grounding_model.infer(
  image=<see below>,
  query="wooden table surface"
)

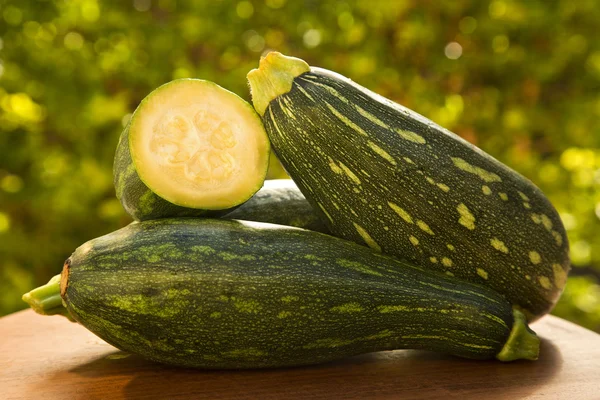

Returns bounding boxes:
[1,310,599,400]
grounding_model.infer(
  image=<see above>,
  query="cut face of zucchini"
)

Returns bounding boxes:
[129,79,269,210]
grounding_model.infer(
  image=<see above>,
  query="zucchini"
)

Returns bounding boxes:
[247,52,570,320]
[114,79,270,221]
[223,179,328,233]
[23,219,539,368]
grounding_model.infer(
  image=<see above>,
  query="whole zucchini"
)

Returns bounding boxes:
[223,179,328,233]
[23,219,539,368]
[247,52,570,320]
[114,79,270,221]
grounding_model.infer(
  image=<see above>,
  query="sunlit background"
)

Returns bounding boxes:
[1,0,599,331]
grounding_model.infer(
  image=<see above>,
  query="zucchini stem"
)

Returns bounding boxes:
[22,274,75,321]
[247,52,309,116]
[496,308,540,361]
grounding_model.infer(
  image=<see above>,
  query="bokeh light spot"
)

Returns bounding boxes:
[493,35,510,53]
[265,0,286,9]
[64,32,85,51]
[303,29,322,48]
[243,30,265,52]
[1,175,24,193]
[0,212,10,233]
[444,42,462,59]
[237,1,254,19]
[3,6,22,26]
[459,16,477,34]
[134,0,152,12]
[489,1,507,19]
[81,1,101,22]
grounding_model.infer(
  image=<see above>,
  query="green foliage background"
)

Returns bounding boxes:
[1,0,599,330]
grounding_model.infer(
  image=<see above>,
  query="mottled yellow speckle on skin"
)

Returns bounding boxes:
[330,302,364,313]
[325,102,368,136]
[395,128,427,144]
[552,231,563,246]
[447,244,455,251]
[523,202,531,209]
[355,105,388,128]
[490,238,509,253]
[482,185,492,195]
[441,257,453,267]
[553,263,568,288]
[378,305,410,313]
[540,214,553,231]
[328,157,342,174]
[337,259,382,276]
[403,157,415,164]
[147,254,161,263]
[539,276,552,290]
[518,191,530,201]
[303,338,354,349]
[499,193,508,201]
[437,183,450,192]
[367,141,397,165]
[318,203,333,223]
[339,162,361,185]
[531,213,541,224]
[445,271,455,277]
[525,274,532,280]
[281,295,299,303]
[451,157,502,182]
[222,348,266,358]
[353,223,381,252]
[457,203,476,230]
[529,251,541,265]
[365,330,394,340]
[233,298,262,313]
[417,220,434,235]
[477,268,489,280]
[409,236,419,246]
[388,202,413,224]
[430,257,438,263]
[278,311,292,319]
[426,177,435,185]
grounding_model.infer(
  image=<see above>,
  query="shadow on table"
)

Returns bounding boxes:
[65,336,561,400]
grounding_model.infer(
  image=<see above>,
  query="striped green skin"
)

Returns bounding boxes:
[62,218,518,369]
[113,123,235,221]
[258,67,570,321]
[223,179,329,233]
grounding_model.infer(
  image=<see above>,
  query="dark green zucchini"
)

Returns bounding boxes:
[114,79,270,221]
[23,219,539,369]
[247,52,570,321]
[223,179,328,233]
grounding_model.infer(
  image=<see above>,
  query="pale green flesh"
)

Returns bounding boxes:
[128,79,270,210]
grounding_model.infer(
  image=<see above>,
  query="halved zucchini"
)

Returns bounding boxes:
[114,79,270,221]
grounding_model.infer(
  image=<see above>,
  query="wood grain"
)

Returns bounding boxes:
[0,310,599,400]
